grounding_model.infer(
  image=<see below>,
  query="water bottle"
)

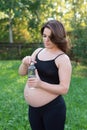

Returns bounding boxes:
[28,62,36,78]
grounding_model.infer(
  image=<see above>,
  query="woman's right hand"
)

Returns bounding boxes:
[22,56,32,67]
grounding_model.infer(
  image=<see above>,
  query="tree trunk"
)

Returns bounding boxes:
[9,14,13,43]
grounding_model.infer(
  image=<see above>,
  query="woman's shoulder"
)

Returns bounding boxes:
[55,53,72,67]
[57,53,70,61]
[33,47,43,55]
[31,47,43,59]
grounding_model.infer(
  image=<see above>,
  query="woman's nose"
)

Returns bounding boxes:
[46,36,50,41]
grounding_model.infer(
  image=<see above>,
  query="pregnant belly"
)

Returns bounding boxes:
[24,83,58,107]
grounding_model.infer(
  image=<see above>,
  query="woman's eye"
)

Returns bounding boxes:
[43,35,46,38]
[42,34,51,40]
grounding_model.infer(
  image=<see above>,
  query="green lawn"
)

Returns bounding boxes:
[0,60,87,130]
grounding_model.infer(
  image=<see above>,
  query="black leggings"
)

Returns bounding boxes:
[28,95,66,130]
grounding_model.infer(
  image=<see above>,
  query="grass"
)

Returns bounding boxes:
[65,62,87,130]
[0,60,87,130]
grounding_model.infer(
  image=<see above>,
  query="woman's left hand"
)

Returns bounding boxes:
[27,69,41,89]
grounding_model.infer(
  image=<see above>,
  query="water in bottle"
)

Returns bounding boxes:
[28,62,36,78]
[28,62,36,89]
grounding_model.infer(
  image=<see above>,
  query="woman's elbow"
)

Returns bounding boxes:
[61,86,69,95]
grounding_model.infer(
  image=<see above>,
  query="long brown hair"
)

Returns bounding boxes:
[41,20,69,53]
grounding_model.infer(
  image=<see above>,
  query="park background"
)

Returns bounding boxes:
[0,0,87,130]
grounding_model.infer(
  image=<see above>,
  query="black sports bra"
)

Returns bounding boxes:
[35,49,64,84]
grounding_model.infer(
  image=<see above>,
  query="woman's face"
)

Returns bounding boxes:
[42,27,56,49]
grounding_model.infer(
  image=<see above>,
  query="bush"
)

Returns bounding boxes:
[0,43,43,60]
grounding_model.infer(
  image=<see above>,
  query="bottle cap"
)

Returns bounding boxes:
[30,62,34,66]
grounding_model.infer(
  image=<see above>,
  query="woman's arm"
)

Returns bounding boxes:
[18,48,43,76]
[18,60,29,76]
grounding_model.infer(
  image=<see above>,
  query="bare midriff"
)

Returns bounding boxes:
[24,83,59,107]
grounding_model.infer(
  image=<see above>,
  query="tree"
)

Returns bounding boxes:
[0,0,30,43]
[0,0,87,44]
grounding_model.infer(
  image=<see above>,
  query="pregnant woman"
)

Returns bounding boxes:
[18,19,72,130]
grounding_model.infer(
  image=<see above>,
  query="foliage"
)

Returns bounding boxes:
[70,27,87,63]
[0,0,87,42]
[0,0,87,63]
[0,43,43,60]
[0,61,87,130]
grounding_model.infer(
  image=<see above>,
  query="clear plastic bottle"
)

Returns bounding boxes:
[28,62,36,78]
